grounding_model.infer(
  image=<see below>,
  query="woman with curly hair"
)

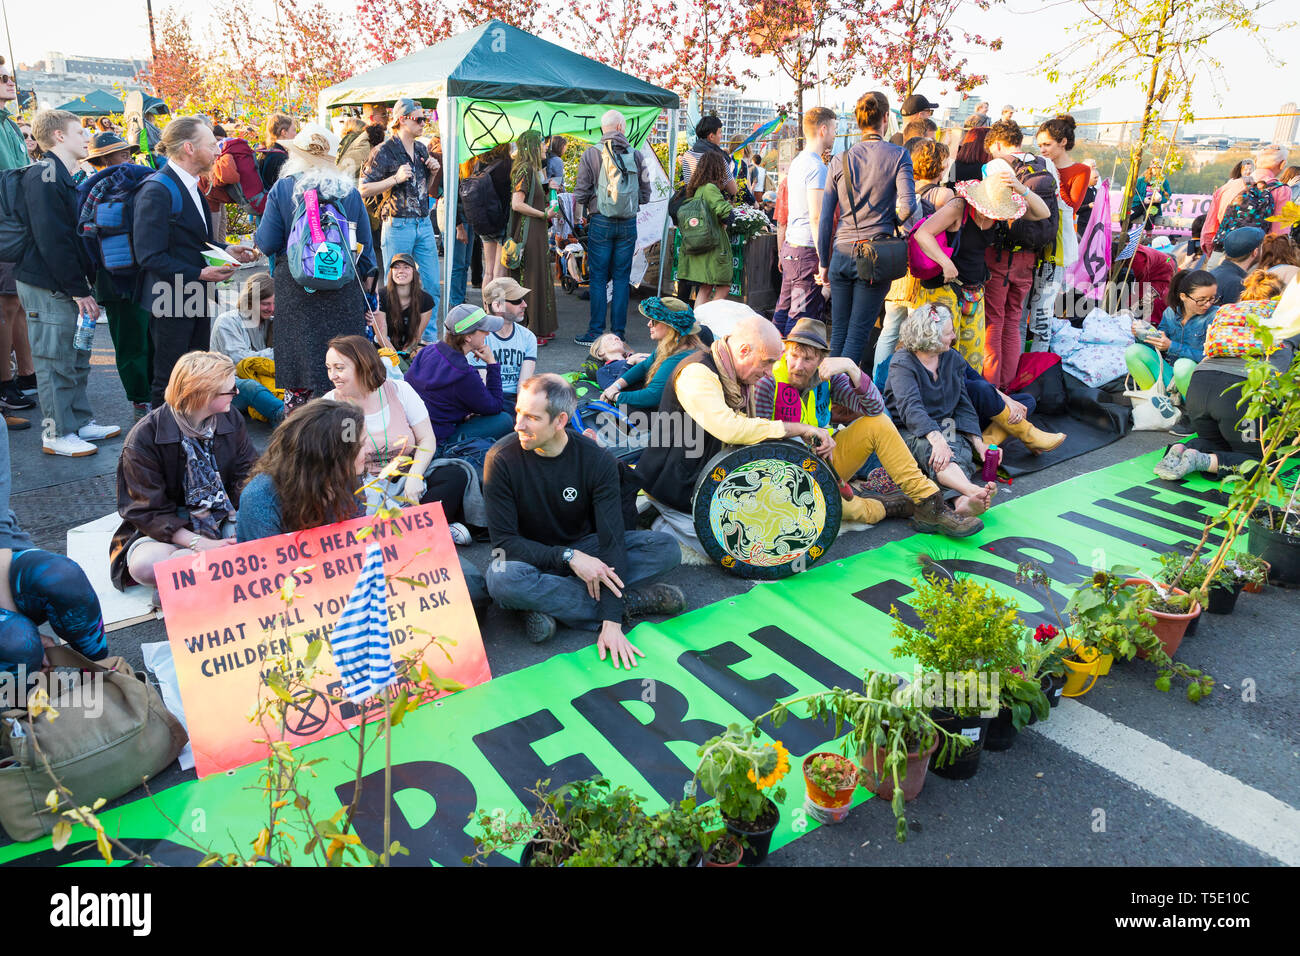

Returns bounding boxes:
[508,130,558,342]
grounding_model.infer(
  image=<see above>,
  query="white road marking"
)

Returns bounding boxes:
[1030,699,1300,866]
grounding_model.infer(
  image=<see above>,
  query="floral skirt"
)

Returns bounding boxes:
[906,283,984,373]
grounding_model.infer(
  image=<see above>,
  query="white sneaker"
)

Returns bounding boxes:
[77,421,121,441]
[449,522,472,546]
[43,433,98,457]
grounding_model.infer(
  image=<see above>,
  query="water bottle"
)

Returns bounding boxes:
[982,444,1001,483]
[73,311,97,351]
[548,188,559,216]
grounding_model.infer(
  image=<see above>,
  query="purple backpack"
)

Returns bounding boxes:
[287,188,356,292]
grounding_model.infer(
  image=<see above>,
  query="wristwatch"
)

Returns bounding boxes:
[562,547,575,565]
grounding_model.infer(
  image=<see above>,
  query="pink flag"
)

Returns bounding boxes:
[1067,179,1113,299]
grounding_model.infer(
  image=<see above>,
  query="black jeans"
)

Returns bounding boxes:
[421,464,469,524]
[150,315,210,407]
[1183,369,1264,469]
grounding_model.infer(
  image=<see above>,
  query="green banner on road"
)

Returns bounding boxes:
[0,451,1225,866]
[456,99,661,163]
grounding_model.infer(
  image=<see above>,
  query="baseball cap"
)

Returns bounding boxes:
[388,253,418,272]
[443,304,504,336]
[482,276,531,305]
[901,94,940,116]
[393,98,423,122]
[1223,226,1266,260]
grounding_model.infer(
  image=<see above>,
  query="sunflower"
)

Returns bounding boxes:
[746,740,791,790]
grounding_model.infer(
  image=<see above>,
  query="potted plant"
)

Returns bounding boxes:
[1017,563,1107,696]
[1026,623,1070,710]
[1026,563,1215,702]
[1155,551,1244,616]
[565,797,716,867]
[1236,551,1271,594]
[1247,503,1300,587]
[890,574,1024,780]
[704,833,743,867]
[694,724,789,866]
[757,670,968,843]
[1129,581,1200,659]
[465,777,637,867]
[801,752,858,824]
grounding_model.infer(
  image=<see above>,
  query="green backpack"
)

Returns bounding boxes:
[677,195,721,254]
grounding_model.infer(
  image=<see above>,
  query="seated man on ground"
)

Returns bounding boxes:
[1154,269,1297,482]
[238,399,488,612]
[884,305,999,517]
[635,309,874,556]
[483,374,682,667]
[751,317,983,536]
[0,422,107,676]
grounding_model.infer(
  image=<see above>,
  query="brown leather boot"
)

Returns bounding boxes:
[989,408,1066,455]
[910,492,984,538]
[858,489,915,519]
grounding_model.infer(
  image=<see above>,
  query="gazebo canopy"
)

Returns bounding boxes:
[56,89,167,116]
[318,20,679,109]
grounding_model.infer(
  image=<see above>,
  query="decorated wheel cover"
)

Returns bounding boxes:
[691,440,841,579]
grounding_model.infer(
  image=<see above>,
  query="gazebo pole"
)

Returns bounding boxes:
[657,107,678,296]
[441,95,458,324]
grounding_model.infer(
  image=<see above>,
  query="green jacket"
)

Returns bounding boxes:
[0,111,28,170]
[677,182,735,286]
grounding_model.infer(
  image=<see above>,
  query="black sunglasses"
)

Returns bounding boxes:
[0,74,12,84]
[507,297,526,306]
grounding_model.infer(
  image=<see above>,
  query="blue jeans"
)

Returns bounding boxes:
[485,531,680,630]
[0,550,107,675]
[585,213,638,338]
[448,222,475,309]
[828,248,889,365]
[872,302,909,389]
[383,216,440,335]
[447,411,514,444]
[234,377,284,423]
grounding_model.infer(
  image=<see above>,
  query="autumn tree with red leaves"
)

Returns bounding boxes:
[645,0,749,106]
[741,0,843,131]
[839,0,1004,101]
[144,7,209,106]
[356,0,560,65]
[558,0,662,76]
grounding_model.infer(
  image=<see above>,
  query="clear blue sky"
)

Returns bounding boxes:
[5,0,1295,138]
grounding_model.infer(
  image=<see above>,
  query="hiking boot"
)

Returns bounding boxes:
[5,415,30,430]
[623,583,686,619]
[859,489,915,520]
[523,610,557,644]
[910,492,983,538]
[0,382,35,410]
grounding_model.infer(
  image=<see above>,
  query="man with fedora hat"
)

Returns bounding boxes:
[753,318,983,536]
[78,131,154,418]
[361,97,441,322]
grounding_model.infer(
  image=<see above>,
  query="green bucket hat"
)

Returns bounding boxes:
[638,296,699,335]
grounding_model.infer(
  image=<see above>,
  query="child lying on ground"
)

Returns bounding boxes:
[582,334,649,389]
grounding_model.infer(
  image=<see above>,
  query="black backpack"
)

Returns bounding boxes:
[0,165,32,263]
[992,156,1059,253]
[458,161,508,238]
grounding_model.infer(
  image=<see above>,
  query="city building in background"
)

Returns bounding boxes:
[652,89,776,145]
[17,51,150,110]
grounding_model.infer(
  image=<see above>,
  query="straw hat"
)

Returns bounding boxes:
[956,158,1027,222]
[285,123,339,167]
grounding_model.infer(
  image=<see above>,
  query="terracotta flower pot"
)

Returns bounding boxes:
[802,752,858,824]
[858,736,939,803]
[1125,578,1200,660]
[704,835,742,867]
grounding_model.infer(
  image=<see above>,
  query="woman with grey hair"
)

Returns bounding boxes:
[884,304,998,517]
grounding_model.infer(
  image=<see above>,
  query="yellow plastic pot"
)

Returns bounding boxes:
[1061,637,1102,697]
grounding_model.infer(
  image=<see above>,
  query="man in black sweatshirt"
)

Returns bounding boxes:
[483,374,683,666]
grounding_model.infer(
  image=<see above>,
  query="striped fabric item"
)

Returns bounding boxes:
[1117,224,1143,261]
[328,542,397,703]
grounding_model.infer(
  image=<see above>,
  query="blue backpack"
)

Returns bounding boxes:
[77,164,182,290]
